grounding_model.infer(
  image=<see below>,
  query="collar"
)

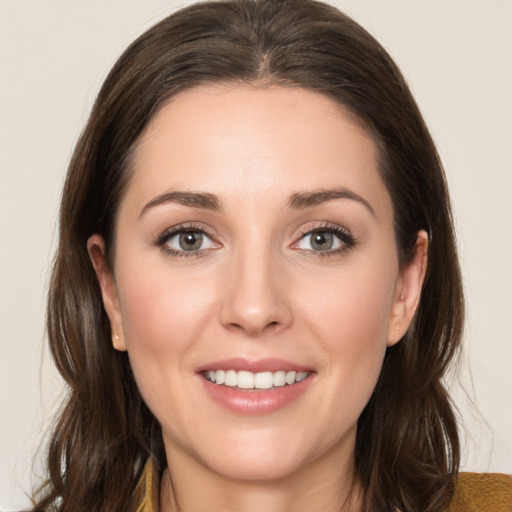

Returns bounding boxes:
[133,458,512,512]
[134,457,160,512]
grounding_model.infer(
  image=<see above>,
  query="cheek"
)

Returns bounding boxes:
[300,262,395,347]
[296,262,397,402]
[113,253,221,415]
[117,261,212,352]
[113,257,221,431]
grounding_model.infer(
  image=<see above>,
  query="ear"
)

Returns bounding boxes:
[87,234,126,351]
[387,230,429,346]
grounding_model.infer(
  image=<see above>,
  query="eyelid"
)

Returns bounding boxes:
[291,221,357,255]
[295,221,350,238]
[156,222,221,256]
[154,221,355,257]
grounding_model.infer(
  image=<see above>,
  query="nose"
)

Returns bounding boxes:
[219,247,293,337]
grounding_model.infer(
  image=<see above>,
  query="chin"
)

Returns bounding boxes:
[173,419,354,485]
[203,449,310,483]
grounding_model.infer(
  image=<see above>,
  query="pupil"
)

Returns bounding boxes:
[312,231,333,251]
[179,232,202,250]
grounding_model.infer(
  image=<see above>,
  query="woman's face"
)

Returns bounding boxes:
[90,85,426,483]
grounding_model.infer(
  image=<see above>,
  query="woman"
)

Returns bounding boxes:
[29,0,511,511]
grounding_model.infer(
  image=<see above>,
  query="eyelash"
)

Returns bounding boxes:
[155,222,357,258]
[156,223,217,258]
[294,222,357,257]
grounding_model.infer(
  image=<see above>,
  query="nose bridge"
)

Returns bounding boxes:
[220,236,292,335]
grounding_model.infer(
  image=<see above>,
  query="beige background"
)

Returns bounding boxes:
[1,0,511,509]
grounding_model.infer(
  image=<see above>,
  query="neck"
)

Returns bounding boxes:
[160,445,363,512]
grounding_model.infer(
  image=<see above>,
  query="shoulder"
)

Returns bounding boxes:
[445,472,512,512]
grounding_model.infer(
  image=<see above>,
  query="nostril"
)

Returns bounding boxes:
[227,320,280,332]
[219,281,293,335]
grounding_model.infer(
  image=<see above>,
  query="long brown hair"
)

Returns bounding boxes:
[33,1,463,510]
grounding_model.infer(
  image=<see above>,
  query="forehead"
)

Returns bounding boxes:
[124,84,391,219]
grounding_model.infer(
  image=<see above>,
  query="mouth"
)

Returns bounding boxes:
[202,369,310,390]
[196,358,315,414]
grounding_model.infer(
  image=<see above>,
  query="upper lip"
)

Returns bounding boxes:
[195,357,313,374]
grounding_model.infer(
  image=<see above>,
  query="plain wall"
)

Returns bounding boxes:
[1,0,511,509]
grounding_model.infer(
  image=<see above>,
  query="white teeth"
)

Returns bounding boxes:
[296,372,308,382]
[273,370,286,387]
[216,369,225,385]
[205,369,309,389]
[285,371,296,385]
[237,371,255,389]
[225,370,237,387]
[254,372,273,389]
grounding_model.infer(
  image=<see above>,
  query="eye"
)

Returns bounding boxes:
[295,225,356,254]
[298,230,342,252]
[158,226,219,256]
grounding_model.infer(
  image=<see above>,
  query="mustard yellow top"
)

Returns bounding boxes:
[445,472,512,512]
[135,458,512,512]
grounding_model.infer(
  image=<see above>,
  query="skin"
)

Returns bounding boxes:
[89,85,428,512]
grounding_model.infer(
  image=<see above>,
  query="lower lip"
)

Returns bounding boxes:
[199,375,314,414]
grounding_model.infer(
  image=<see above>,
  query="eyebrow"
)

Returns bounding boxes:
[139,186,375,218]
[139,191,223,218]
[287,187,376,216]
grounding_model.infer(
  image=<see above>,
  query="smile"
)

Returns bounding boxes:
[197,358,315,413]
[203,370,309,390]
